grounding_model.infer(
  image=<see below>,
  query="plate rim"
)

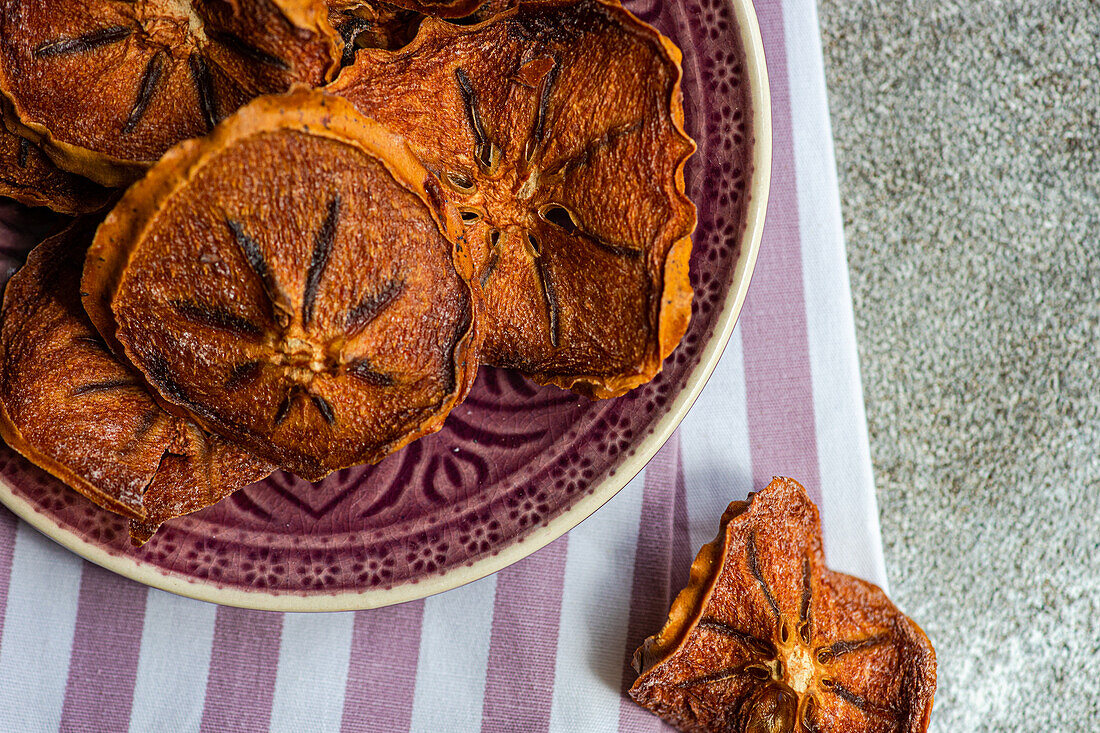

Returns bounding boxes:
[0,0,773,612]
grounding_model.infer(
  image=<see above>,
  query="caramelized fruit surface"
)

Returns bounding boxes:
[631,478,937,733]
[330,0,695,398]
[0,0,341,185]
[327,0,422,61]
[386,0,485,18]
[0,123,114,214]
[447,0,515,24]
[0,220,271,544]
[84,90,478,481]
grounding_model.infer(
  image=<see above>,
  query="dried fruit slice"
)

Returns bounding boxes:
[1,122,115,215]
[126,417,271,544]
[0,122,115,214]
[0,0,342,187]
[0,220,272,545]
[327,0,515,62]
[630,478,937,733]
[329,0,696,398]
[84,89,478,482]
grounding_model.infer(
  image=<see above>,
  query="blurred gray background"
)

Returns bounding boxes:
[818,0,1099,729]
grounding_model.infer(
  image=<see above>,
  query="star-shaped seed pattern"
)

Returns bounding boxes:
[329,0,696,397]
[159,194,407,431]
[447,60,645,348]
[0,0,340,184]
[83,92,480,481]
[630,478,936,733]
[31,13,293,136]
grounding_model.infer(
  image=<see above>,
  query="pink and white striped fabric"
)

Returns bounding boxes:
[0,0,886,730]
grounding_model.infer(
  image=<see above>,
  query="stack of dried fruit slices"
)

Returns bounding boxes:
[0,0,696,544]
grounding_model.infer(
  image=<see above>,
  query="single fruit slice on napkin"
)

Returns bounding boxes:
[329,0,696,398]
[84,88,478,482]
[0,122,114,214]
[0,0,342,187]
[0,219,272,545]
[630,478,937,733]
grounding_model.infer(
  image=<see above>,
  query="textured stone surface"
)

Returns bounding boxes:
[818,1,1100,730]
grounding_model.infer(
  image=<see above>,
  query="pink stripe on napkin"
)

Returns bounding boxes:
[739,1,823,506]
[58,562,147,733]
[341,600,425,732]
[0,511,15,645]
[200,606,282,732]
[618,436,681,732]
[481,536,568,733]
[668,440,693,599]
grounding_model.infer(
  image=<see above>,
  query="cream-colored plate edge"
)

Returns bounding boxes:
[0,0,772,612]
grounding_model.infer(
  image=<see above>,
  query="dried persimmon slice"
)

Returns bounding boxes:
[84,89,478,482]
[127,419,272,545]
[0,220,272,543]
[328,0,696,398]
[0,0,342,187]
[630,478,937,733]
[0,122,114,214]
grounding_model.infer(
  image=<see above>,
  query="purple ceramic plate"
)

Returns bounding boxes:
[0,0,771,611]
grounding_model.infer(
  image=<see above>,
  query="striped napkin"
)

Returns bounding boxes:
[0,0,884,730]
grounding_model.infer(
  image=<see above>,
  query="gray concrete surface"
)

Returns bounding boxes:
[818,1,1099,729]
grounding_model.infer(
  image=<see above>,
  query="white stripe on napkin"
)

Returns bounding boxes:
[680,329,755,550]
[0,526,83,731]
[270,612,355,732]
[548,470,647,733]
[129,589,218,733]
[409,573,497,732]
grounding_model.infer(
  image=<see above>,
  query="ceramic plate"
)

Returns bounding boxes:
[0,0,771,611]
